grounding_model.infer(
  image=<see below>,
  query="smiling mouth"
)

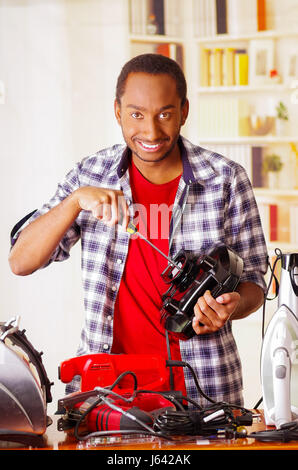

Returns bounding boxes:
[136,140,167,152]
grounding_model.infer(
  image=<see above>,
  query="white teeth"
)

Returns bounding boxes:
[140,141,160,149]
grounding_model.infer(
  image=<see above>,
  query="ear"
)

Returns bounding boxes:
[114,98,121,125]
[181,99,189,126]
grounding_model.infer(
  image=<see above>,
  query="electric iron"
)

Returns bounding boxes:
[261,252,298,428]
[0,317,53,447]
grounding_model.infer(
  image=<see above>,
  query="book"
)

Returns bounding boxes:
[200,48,210,86]
[207,47,224,86]
[215,0,227,34]
[251,146,264,188]
[222,48,235,86]
[290,205,298,244]
[227,0,257,35]
[204,0,216,36]
[197,97,249,139]
[152,0,165,35]
[207,144,252,181]
[234,49,249,86]
[257,203,280,245]
[164,0,182,36]
[193,0,207,37]
[231,98,250,137]
[269,204,278,241]
[213,48,223,86]
[257,203,270,244]
[257,0,266,31]
[277,204,290,243]
[130,0,149,34]
[156,43,183,68]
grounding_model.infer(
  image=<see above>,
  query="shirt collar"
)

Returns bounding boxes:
[116,136,217,185]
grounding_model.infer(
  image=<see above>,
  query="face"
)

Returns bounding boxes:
[114,72,189,165]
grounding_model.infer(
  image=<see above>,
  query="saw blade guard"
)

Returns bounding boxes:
[0,317,53,446]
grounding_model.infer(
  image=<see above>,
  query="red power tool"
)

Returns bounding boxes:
[57,354,179,436]
[59,353,171,393]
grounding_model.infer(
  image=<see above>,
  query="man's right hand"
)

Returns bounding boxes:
[9,186,130,276]
[73,186,130,230]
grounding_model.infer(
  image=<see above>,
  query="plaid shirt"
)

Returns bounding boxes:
[15,136,268,406]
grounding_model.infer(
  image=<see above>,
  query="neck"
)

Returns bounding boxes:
[131,146,183,185]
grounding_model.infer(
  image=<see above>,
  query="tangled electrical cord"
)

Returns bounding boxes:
[73,371,171,441]
[71,362,253,442]
[153,360,252,438]
[153,403,251,438]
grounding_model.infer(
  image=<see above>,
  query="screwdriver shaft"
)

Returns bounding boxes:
[127,222,183,272]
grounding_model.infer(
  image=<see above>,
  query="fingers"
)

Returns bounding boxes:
[192,290,240,335]
[117,194,130,230]
[76,187,130,229]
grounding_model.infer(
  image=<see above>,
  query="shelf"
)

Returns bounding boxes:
[129,34,184,44]
[127,0,298,262]
[267,242,298,252]
[198,136,298,145]
[195,30,298,44]
[254,188,298,198]
[197,84,291,94]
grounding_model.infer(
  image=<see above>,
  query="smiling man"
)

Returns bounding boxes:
[9,54,268,407]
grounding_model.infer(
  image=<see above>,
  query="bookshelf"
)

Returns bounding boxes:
[127,0,298,256]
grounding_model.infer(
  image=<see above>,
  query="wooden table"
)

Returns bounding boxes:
[1,412,298,453]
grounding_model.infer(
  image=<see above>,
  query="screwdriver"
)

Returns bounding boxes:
[126,221,183,273]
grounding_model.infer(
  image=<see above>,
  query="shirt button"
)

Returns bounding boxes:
[107,315,113,321]
[103,344,109,350]
[111,285,117,292]
[116,258,122,264]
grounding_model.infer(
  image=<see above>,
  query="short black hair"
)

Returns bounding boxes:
[116,53,187,106]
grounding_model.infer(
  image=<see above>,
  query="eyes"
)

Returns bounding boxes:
[130,111,172,121]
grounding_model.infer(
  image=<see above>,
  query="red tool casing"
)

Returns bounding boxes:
[58,354,176,433]
[59,353,170,393]
[86,393,174,432]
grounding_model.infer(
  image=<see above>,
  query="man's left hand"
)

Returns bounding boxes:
[192,289,241,335]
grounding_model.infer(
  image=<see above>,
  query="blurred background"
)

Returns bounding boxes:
[1,0,297,414]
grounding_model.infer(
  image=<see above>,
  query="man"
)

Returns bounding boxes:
[9,54,267,407]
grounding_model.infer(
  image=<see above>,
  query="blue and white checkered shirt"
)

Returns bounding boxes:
[15,136,268,406]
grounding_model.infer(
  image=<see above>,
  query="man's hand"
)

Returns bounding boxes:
[192,290,241,335]
[9,186,130,276]
[74,186,130,230]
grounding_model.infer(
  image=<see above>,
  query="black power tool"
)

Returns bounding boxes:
[159,246,244,339]
[126,223,244,340]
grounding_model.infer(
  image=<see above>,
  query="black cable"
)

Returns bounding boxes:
[72,358,252,442]
[180,394,203,410]
[248,422,298,443]
[74,371,139,440]
[153,402,251,437]
[73,371,174,442]
[165,330,175,391]
[74,391,172,442]
[261,248,282,339]
[166,359,226,406]
[253,396,263,410]
[104,370,138,395]
[136,389,185,411]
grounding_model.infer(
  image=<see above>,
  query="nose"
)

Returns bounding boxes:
[142,116,163,142]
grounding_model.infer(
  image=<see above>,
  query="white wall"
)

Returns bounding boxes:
[0,0,129,413]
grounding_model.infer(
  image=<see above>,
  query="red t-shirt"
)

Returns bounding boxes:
[112,160,187,396]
